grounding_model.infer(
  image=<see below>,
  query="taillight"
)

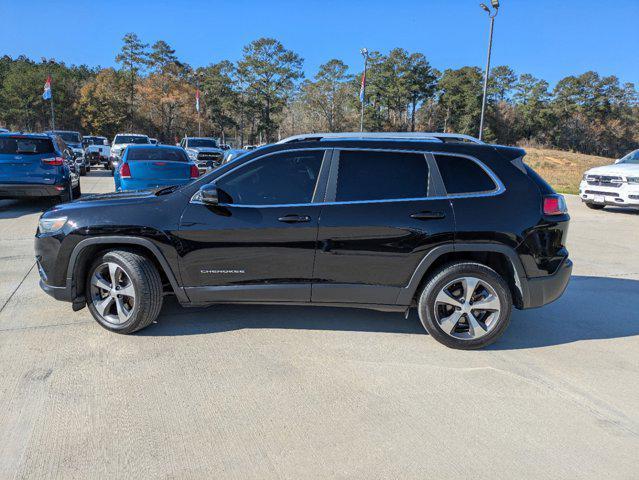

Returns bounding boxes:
[120,162,131,178]
[190,164,199,178]
[543,195,568,215]
[42,157,64,166]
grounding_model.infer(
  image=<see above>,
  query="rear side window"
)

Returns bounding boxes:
[0,137,54,154]
[127,148,187,162]
[434,155,496,194]
[335,150,429,202]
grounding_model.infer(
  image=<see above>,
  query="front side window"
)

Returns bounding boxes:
[434,154,497,194]
[335,150,429,202]
[216,150,324,205]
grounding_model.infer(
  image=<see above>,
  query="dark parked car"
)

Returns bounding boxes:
[0,133,80,202]
[35,132,571,349]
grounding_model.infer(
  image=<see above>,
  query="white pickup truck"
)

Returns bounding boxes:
[82,136,110,166]
[579,149,639,210]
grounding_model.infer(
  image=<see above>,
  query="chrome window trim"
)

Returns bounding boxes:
[190,147,330,206]
[431,151,505,198]
[190,147,505,207]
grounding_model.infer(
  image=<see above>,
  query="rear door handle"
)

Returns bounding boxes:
[410,211,446,220]
[278,214,311,223]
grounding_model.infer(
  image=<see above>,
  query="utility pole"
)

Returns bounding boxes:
[359,48,369,132]
[479,1,499,141]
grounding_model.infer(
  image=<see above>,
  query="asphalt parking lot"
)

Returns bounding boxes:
[0,169,638,479]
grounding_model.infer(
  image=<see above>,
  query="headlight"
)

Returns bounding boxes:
[188,150,198,159]
[38,216,68,234]
[627,177,639,185]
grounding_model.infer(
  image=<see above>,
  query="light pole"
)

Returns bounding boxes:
[478,0,499,141]
[359,48,369,132]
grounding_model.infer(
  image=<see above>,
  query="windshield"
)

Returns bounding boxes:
[83,136,107,146]
[188,139,218,148]
[0,137,55,154]
[127,147,188,162]
[619,150,639,165]
[56,131,81,143]
[114,135,149,145]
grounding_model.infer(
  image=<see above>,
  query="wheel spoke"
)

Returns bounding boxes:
[94,296,114,317]
[461,277,480,303]
[471,294,500,312]
[467,312,488,338]
[119,283,135,299]
[439,310,463,335]
[115,297,131,323]
[91,273,111,292]
[108,263,119,286]
[435,289,462,309]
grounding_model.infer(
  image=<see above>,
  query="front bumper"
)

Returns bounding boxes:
[522,258,573,309]
[0,183,66,199]
[579,181,639,207]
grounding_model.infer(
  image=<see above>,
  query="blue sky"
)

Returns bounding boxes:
[1,0,638,86]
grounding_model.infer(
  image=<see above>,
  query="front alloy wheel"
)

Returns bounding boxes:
[90,262,136,325]
[86,250,163,334]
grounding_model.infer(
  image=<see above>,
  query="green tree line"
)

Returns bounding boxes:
[0,34,637,157]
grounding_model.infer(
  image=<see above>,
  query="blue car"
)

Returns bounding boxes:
[114,145,199,191]
[0,133,80,202]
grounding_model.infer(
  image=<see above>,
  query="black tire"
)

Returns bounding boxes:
[72,182,81,199]
[80,166,87,176]
[53,182,72,204]
[417,262,512,350]
[85,250,163,334]
[585,202,605,210]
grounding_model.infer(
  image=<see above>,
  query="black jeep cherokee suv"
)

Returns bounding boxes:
[35,133,572,349]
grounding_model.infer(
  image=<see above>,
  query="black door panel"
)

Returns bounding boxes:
[176,149,328,303]
[312,199,454,303]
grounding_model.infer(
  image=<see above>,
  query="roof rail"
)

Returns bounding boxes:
[277,132,484,145]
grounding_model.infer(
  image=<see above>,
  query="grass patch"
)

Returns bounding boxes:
[522,147,616,194]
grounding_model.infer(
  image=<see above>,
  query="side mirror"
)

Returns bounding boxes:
[199,184,220,205]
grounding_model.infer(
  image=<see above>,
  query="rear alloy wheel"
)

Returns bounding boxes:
[86,250,163,334]
[418,262,512,349]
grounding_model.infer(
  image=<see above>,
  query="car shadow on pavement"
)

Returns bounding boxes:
[142,275,639,349]
[599,207,639,216]
[0,198,52,219]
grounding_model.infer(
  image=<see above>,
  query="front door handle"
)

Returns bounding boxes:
[278,214,311,223]
[410,211,446,220]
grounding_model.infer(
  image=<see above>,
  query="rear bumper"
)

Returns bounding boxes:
[117,178,193,191]
[0,183,64,198]
[522,258,573,309]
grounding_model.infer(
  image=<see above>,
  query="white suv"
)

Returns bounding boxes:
[579,149,639,210]
[108,133,150,171]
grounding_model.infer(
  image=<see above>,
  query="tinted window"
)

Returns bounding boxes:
[335,150,429,202]
[434,155,496,194]
[114,135,149,144]
[127,147,188,162]
[54,131,81,143]
[188,139,218,148]
[217,151,324,205]
[0,137,54,154]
